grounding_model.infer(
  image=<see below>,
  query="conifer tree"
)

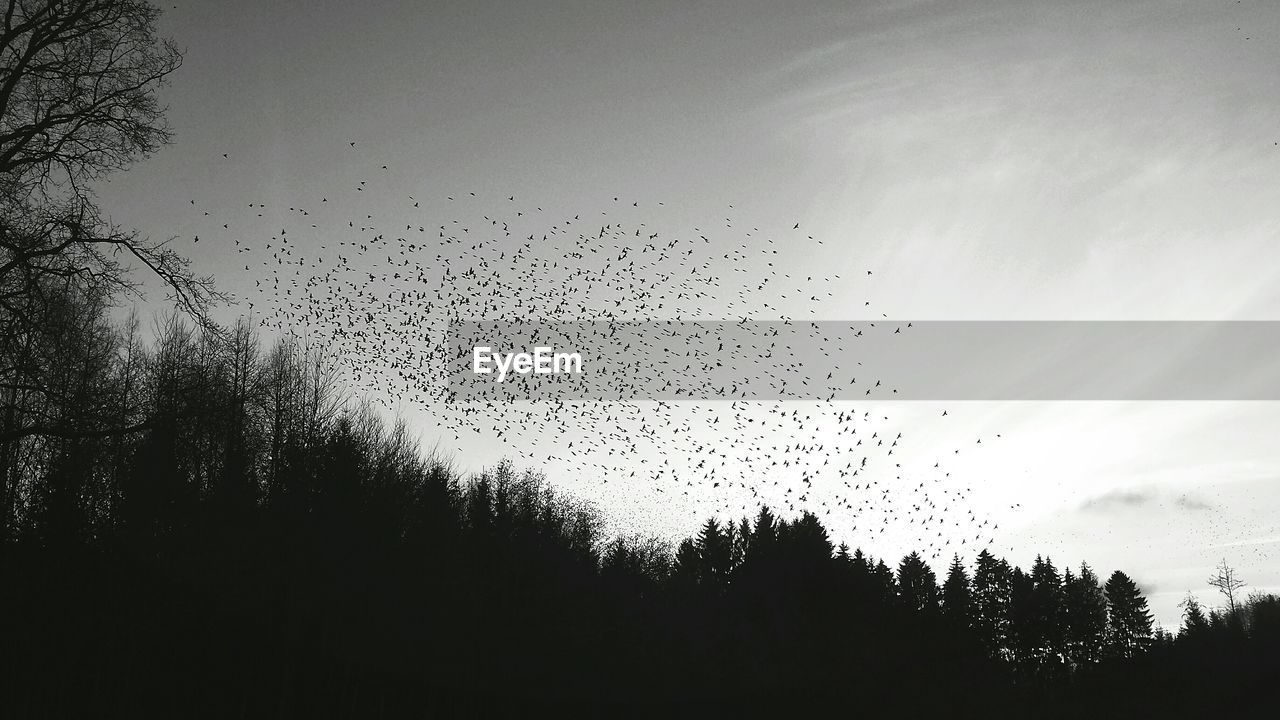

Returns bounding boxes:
[974,549,1013,661]
[1030,555,1065,673]
[1008,567,1036,669]
[1104,570,1154,658]
[942,555,974,629]
[1063,563,1108,667]
[1179,593,1210,641]
[871,558,897,604]
[671,538,701,589]
[696,517,732,591]
[897,551,940,613]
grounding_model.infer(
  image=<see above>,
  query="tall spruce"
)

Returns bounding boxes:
[942,555,975,629]
[1104,570,1154,658]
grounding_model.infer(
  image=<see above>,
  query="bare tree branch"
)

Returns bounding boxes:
[1,1,227,447]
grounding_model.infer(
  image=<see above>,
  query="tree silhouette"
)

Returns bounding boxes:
[1179,593,1210,640]
[1028,555,1064,675]
[871,557,897,605]
[974,549,1013,661]
[1104,570,1153,659]
[942,554,974,628]
[0,0,220,338]
[897,550,940,613]
[695,516,733,591]
[1008,566,1036,668]
[1062,563,1108,667]
[671,537,700,589]
[1208,558,1246,616]
[3,7,1274,714]
[0,284,1267,714]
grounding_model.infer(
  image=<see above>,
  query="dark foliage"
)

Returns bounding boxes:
[0,297,1276,717]
[3,2,1274,715]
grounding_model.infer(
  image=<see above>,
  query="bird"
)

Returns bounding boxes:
[185,153,1010,559]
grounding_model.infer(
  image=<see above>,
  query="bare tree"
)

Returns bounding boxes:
[1,1,224,444]
[1208,558,1246,615]
[0,0,224,312]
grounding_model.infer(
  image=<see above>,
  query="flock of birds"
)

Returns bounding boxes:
[182,144,1016,560]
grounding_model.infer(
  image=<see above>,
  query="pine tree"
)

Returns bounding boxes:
[696,517,732,591]
[836,542,852,565]
[851,548,870,573]
[872,558,897,605]
[973,550,1013,661]
[1008,567,1036,669]
[1179,592,1210,641]
[749,506,777,560]
[1104,570,1154,658]
[942,555,974,629]
[1029,555,1065,673]
[848,547,872,598]
[726,519,744,573]
[789,511,833,564]
[897,551,940,613]
[734,515,752,567]
[672,538,701,589]
[1063,563,1108,667]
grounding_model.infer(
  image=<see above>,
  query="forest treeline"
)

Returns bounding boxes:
[2,1,1277,714]
[1,285,1278,716]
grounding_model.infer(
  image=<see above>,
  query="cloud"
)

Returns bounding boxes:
[1079,488,1156,512]
[1078,489,1217,514]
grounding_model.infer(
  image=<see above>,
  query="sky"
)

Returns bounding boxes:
[94,0,1280,629]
